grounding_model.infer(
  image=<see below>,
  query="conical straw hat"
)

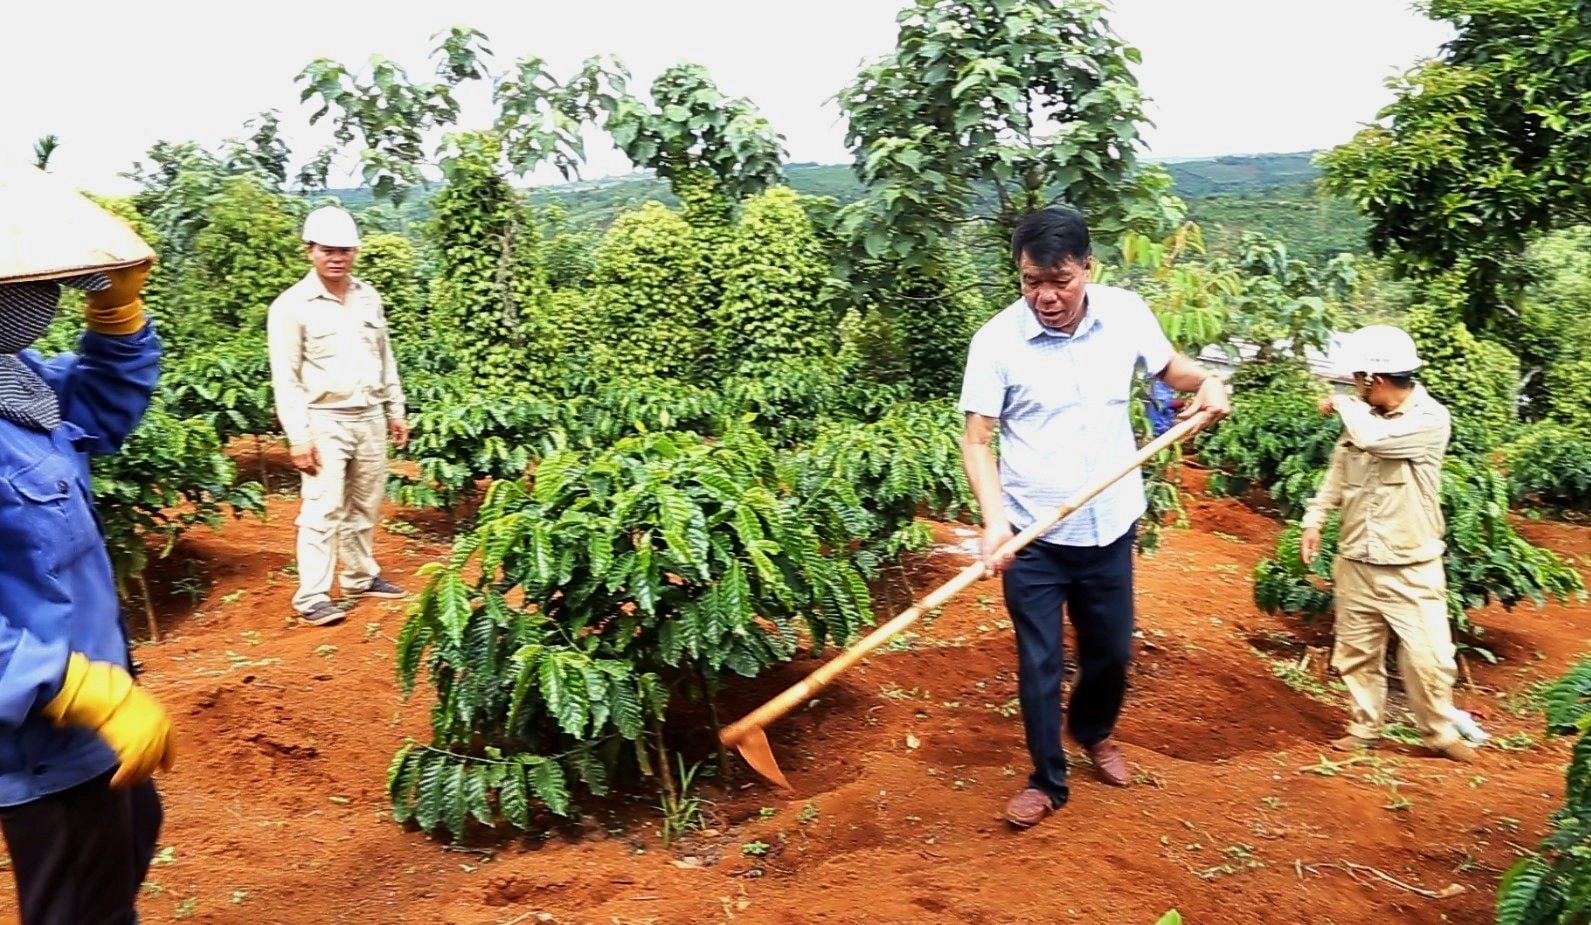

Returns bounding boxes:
[0,159,156,284]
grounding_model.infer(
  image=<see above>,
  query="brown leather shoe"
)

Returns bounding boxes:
[1085,740,1130,787]
[1005,788,1059,828]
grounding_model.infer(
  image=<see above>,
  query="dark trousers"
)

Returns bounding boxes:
[1,771,163,925]
[1003,525,1137,806]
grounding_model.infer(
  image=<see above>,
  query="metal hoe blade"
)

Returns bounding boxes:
[731,727,792,790]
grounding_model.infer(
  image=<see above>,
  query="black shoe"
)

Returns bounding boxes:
[351,576,406,599]
[297,601,345,627]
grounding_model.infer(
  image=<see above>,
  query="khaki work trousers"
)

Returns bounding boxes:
[1331,556,1460,748]
[291,409,388,614]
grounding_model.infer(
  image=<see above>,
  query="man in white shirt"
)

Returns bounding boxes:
[959,206,1230,829]
[267,206,409,627]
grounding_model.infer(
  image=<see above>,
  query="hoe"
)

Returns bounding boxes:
[719,412,1213,789]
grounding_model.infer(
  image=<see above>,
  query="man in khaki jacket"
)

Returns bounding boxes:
[1300,324,1474,762]
[267,206,408,626]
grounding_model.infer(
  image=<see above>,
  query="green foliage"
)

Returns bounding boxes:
[295,28,486,200]
[512,156,1332,239]
[1166,153,1325,199]
[603,62,786,222]
[1189,184,1369,266]
[829,0,1187,399]
[836,0,1179,267]
[390,385,563,511]
[426,131,549,388]
[357,233,425,347]
[1223,235,1354,361]
[1319,0,1591,328]
[1405,294,1520,455]
[391,430,873,836]
[537,202,598,291]
[91,404,265,593]
[713,187,833,375]
[1502,423,1591,512]
[1253,457,1585,637]
[1196,360,1338,517]
[159,344,276,444]
[1511,228,1591,419]
[1110,224,1241,356]
[184,176,305,338]
[296,28,621,201]
[1495,656,1591,924]
[586,202,711,379]
[1544,357,1591,434]
[1252,517,1339,620]
[1441,456,1586,633]
[791,400,975,571]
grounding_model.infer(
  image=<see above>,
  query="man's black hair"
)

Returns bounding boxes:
[1011,206,1091,268]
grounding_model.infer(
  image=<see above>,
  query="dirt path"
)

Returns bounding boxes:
[1,473,1584,924]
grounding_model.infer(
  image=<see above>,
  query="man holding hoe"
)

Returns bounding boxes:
[959,206,1231,829]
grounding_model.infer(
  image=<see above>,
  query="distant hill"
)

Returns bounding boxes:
[1161,152,1324,198]
[326,150,1359,259]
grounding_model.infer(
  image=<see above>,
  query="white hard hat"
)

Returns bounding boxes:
[1338,324,1422,376]
[302,206,360,248]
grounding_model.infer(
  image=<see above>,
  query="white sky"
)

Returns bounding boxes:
[1,0,1453,196]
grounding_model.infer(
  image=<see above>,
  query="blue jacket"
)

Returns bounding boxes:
[0,322,160,806]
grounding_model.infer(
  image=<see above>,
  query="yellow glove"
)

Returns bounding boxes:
[84,259,154,336]
[42,653,175,787]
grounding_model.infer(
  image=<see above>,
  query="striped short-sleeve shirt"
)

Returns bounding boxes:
[958,285,1174,547]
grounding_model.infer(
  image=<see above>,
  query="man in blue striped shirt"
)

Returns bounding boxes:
[960,206,1229,829]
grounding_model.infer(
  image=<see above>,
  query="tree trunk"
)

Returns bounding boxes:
[135,572,160,643]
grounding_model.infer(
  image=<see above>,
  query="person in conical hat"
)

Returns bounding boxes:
[0,162,175,924]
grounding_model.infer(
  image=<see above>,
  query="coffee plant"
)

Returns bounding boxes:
[791,400,976,572]
[1502,422,1591,513]
[1196,359,1339,516]
[388,429,873,838]
[390,384,564,512]
[92,403,265,613]
[1254,457,1585,638]
[1496,655,1591,924]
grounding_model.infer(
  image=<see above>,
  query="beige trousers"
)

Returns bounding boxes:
[291,409,388,613]
[1331,557,1459,748]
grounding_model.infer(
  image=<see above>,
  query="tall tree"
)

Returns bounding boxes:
[603,63,786,228]
[837,0,1182,267]
[1320,0,1591,330]
[834,0,1181,395]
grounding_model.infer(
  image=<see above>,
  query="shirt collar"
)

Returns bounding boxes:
[302,270,361,303]
[1016,291,1100,342]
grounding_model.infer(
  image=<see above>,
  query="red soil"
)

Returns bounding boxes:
[2,461,1586,924]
